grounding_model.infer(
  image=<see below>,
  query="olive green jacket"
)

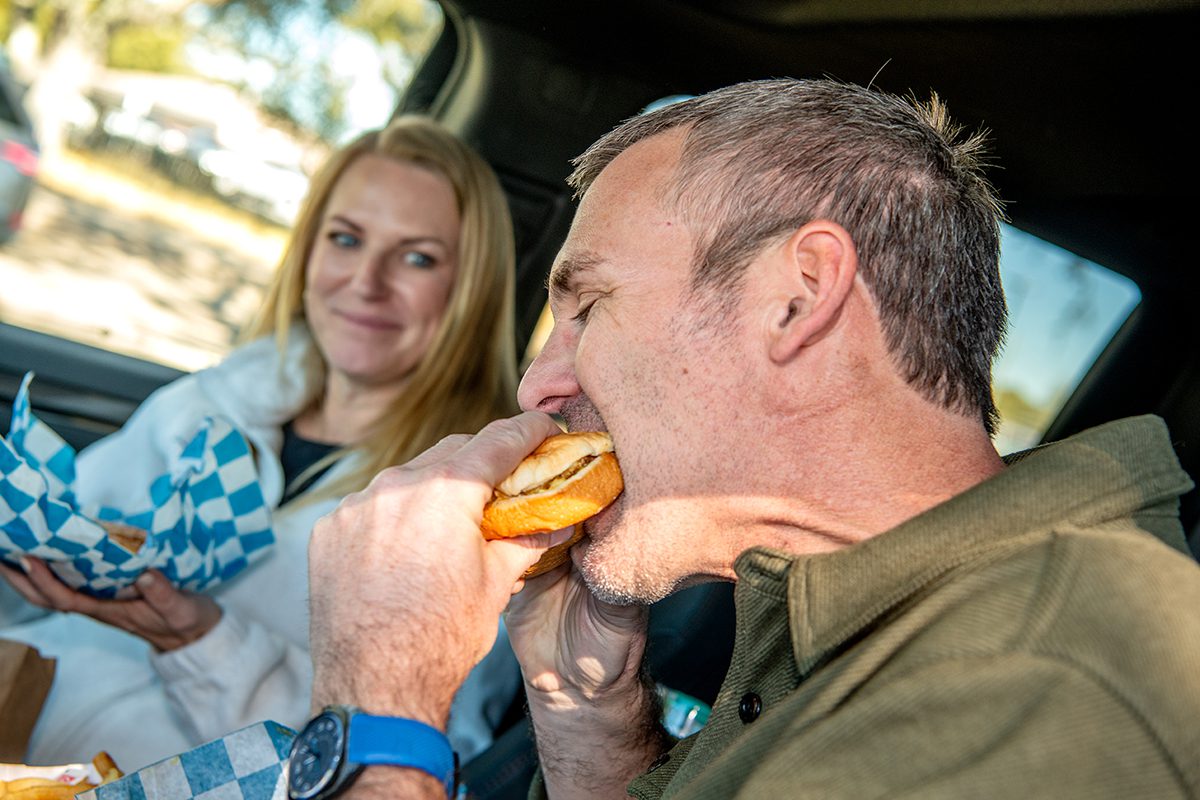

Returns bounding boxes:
[532,416,1200,799]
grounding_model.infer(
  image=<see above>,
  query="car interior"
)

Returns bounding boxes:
[0,1,1195,796]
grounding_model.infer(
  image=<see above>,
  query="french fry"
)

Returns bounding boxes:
[0,752,121,797]
[0,776,79,798]
[90,752,122,785]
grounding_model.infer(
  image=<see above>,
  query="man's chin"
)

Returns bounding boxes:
[570,523,675,607]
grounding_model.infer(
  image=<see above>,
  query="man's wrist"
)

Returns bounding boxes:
[287,707,457,800]
[528,671,669,797]
[523,661,660,734]
[311,649,459,731]
[347,765,452,799]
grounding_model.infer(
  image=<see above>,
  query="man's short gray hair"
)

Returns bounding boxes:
[568,78,1008,434]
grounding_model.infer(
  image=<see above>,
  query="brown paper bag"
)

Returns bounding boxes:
[0,638,56,761]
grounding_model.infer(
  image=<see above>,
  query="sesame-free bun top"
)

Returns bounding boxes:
[481,431,622,541]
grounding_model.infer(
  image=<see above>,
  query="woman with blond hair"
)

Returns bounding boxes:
[0,116,521,770]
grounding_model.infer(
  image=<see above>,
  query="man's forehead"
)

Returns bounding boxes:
[549,132,689,303]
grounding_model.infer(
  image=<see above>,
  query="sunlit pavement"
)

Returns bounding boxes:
[0,154,287,372]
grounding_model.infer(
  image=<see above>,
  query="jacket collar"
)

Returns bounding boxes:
[195,322,324,430]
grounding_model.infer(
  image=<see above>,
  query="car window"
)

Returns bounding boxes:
[992,226,1140,453]
[0,1,443,372]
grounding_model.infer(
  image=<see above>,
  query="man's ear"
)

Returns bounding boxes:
[768,220,858,364]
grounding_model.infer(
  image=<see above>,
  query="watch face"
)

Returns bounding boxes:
[288,711,346,800]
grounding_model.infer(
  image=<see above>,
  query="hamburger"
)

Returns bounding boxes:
[481,431,622,577]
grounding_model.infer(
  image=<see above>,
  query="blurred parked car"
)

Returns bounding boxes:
[0,64,38,243]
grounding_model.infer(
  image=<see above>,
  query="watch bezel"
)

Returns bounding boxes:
[287,705,364,800]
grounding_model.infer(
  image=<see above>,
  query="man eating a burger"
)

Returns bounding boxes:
[295,79,1200,799]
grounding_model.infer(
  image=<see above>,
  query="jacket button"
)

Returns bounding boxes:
[738,692,762,723]
[647,752,670,773]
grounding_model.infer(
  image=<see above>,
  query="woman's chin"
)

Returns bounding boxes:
[325,357,416,390]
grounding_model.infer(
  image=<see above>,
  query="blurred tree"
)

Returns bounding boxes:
[201,0,440,139]
[0,0,197,154]
[108,23,190,73]
[1,0,440,148]
[995,386,1052,431]
[260,56,352,142]
[340,0,441,91]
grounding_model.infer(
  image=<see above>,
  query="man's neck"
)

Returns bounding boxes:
[711,396,1006,569]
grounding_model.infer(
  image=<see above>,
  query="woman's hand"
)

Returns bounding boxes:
[0,558,222,652]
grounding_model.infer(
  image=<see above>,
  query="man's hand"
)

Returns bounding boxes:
[0,558,221,651]
[506,563,668,799]
[307,412,574,730]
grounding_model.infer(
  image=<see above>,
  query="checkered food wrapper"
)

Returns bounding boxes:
[0,373,274,598]
[75,722,295,800]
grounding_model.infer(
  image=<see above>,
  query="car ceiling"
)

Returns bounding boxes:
[415,0,1199,532]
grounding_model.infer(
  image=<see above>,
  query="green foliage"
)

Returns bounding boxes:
[0,2,12,44]
[260,57,352,141]
[107,23,189,73]
[995,387,1053,431]
[341,0,441,89]
[341,0,440,52]
[199,0,441,138]
[32,0,56,50]
[207,0,355,30]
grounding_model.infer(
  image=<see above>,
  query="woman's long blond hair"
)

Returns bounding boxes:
[244,116,518,501]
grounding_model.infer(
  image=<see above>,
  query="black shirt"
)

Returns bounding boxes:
[279,421,341,505]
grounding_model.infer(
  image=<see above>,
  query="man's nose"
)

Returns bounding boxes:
[518,325,581,414]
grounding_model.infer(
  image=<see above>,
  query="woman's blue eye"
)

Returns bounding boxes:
[330,231,360,248]
[405,251,436,268]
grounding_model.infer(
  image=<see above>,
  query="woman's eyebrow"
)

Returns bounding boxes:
[327,214,364,232]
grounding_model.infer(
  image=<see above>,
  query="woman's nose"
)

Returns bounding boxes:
[348,253,387,298]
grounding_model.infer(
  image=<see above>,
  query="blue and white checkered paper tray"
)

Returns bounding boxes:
[0,372,274,597]
[76,722,296,800]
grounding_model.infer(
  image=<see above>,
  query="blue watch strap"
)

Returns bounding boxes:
[347,714,456,797]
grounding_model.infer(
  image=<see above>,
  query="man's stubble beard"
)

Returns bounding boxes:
[559,395,683,605]
[575,505,680,607]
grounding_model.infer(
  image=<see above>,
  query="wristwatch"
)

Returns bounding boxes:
[287,705,457,799]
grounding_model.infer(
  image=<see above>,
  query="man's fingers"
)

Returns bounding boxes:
[402,434,472,472]
[489,526,579,579]
[450,412,564,488]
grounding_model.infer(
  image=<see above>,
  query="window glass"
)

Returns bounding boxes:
[992,225,1140,453]
[0,0,443,371]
